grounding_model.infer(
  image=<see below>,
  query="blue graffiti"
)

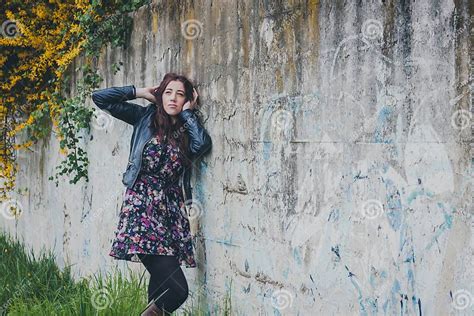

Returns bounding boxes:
[374,106,394,144]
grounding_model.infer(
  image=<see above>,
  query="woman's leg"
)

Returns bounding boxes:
[147,273,159,303]
[138,254,189,314]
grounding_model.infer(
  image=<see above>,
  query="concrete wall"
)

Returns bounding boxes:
[1,0,473,314]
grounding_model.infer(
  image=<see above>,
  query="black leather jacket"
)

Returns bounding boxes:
[91,85,212,202]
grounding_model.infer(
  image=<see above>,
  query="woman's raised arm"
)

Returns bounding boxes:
[178,109,212,159]
[91,85,148,125]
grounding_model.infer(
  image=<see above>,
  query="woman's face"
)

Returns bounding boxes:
[162,80,186,119]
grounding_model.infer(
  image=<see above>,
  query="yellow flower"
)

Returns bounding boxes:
[33,4,48,19]
[0,0,143,201]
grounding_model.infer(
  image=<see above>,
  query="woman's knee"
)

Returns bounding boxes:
[171,274,189,306]
[180,283,189,302]
[174,284,189,307]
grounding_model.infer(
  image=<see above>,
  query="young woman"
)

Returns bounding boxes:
[91,73,212,315]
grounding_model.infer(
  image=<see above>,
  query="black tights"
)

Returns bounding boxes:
[138,254,189,314]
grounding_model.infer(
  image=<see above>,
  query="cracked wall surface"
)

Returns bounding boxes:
[1,0,473,314]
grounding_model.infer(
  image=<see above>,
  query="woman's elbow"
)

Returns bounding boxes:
[203,137,212,154]
[91,91,106,109]
[192,136,212,157]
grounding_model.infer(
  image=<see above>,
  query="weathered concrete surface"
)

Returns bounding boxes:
[1,0,473,314]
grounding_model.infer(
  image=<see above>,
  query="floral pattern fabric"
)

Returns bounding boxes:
[109,134,196,268]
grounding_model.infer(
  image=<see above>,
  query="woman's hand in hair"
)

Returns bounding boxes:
[136,86,160,104]
[183,87,198,111]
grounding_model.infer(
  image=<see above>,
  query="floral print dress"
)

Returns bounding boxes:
[109,133,197,268]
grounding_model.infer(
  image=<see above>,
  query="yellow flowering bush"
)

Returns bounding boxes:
[0,0,151,201]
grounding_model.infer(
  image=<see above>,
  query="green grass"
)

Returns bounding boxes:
[0,232,232,315]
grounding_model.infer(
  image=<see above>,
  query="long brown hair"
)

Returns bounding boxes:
[149,72,195,168]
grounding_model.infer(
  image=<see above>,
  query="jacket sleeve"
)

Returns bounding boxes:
[91,85,147,126]
[178,109,212,159]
